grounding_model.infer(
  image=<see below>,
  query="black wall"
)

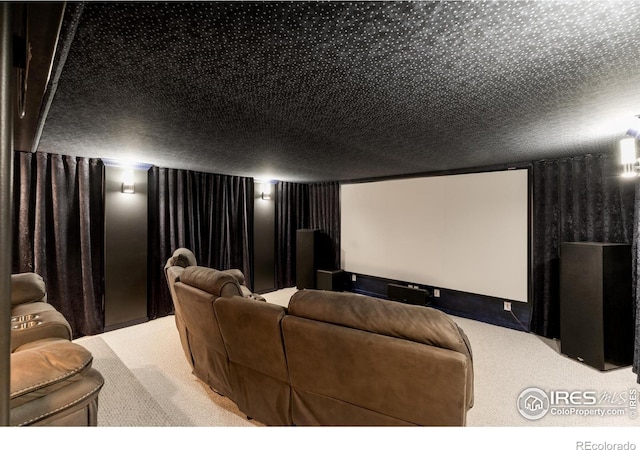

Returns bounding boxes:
[104,165,148,331]
[253,181,275,293]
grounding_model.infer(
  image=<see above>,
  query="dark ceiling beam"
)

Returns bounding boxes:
[12,2,75,153]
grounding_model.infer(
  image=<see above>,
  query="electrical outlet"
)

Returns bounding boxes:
[504,301,512,312]
[433,289,440,298]
[351,274,356,282]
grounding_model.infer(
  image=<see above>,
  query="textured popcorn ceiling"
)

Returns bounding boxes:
[36,1,640,182]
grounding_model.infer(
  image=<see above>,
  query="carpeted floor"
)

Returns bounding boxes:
[75,316,258,427]
[76,336,176,427]
[74,287,639,430]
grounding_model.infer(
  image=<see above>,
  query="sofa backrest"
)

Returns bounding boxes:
[214,296,291,425]
[164,249,198,369]
[288,290,473,358]
[283,289,474,425]
[173,266,244,398]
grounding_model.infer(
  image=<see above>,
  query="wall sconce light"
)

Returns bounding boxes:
[121,169,135,193]
[620,137,639,178]
[260,182,272,200]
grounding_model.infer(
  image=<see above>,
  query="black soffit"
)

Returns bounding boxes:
[35,1,640,182]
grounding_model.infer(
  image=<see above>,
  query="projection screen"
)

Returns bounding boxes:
[340,169,529,302]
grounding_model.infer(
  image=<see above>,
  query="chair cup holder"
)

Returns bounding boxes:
[11,314,42,330]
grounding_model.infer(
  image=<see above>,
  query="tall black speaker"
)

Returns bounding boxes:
[559,242,633,371]
[296,229,331,290]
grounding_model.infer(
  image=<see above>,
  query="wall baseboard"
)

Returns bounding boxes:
[345,272,531,332]
[104,317,148,333]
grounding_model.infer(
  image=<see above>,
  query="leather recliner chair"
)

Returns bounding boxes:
[9,272,104,426]
[164,248,199,368]
[164,248,266,370]
[215,296,291,425]
[10,272,72,351]
[172,266,246,399]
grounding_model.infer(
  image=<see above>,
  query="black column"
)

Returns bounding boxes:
[0,2,13,426]
[254,181,275,293]
[296,229,319,289]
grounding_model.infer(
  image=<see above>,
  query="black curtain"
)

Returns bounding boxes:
[531,154,635,339]
[275,182,308,289]
[633,181,640,382]
[309,182,341,270]
[148,167,253,320]
[275,181,340,289]
[12,152,104,338]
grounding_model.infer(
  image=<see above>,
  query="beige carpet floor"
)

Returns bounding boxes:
[68,287,639,448]
[76,336,176,427]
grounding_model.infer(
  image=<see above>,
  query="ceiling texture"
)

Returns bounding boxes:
[33,1,640,182]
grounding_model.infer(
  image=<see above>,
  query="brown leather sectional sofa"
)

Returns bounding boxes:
[166,249,474,426]
[10,273,104,426]
[164,248,266,377]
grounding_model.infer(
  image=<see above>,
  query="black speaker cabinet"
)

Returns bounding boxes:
[296,229,324,289]
[559,242,633,371]
[387,284,428,306]
[317,269,344,291]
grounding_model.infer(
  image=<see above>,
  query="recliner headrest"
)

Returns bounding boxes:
[11,273,47,306]
[180,266,243,298]
[167,248,197,268]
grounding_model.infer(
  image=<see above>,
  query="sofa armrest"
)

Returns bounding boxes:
[11,338,95,407]
[11,273,47,306]
[223,269,246,286]
[239,285,266,301]
[10,338,104,426]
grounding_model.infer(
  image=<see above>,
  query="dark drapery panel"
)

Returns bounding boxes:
[275,181,340,289]
[531,154,634,339]
[12,152,104,338]
[633,181,640,383]
[148,167,253,320]
[308,182,341,270]
[275,181,308,289]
